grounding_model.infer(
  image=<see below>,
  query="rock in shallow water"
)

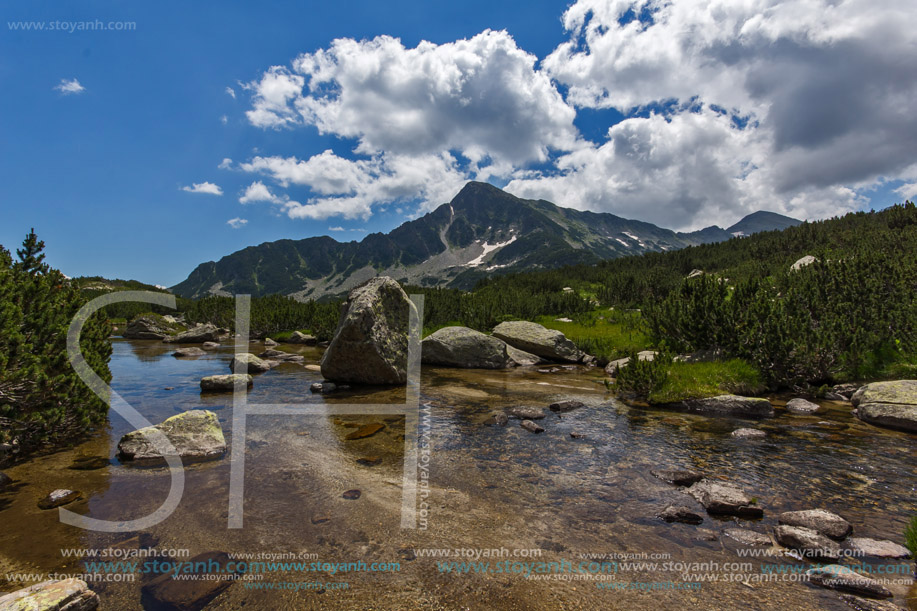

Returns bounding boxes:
[38,489,81,510]
[345,423,385,440]
[680,395,774,418]
[731,428,766,439]
[0,578,99,611]
[549,400,585,413]
[650,469,704,487]
[421,326,514,369]
[520,420,545,434]
[723,528,771,546]
[163,323,221,344]
[851,380,917,433]
[200,374,252,392]
[117,410,226,465]
[686,480,763,518]
[805,564,893,599]
[774,525,841,560]
[141,551,239,611]
[321,277,411,385]
[506,406,546,420]
[837,594,906,610]
[777,509,852,540]
[173,347,206,358]
[658,504,704,524]
[843,537,911,559]
[229,353,271,374]
[786,397,820,413]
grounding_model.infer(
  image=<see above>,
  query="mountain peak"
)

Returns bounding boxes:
[727,210,801,235]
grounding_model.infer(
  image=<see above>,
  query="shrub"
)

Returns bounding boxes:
[0,230,112,462]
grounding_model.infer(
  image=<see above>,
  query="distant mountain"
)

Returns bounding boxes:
[171,182,801,300]
[727,210,802,236]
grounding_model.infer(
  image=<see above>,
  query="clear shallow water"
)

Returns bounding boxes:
[0,339,915,610]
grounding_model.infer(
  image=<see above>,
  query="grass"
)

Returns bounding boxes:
[536,308,653,361]
[905,514,917,559]
[646,359,765,404]
[269,329,312,341]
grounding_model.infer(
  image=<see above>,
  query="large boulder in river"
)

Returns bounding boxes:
[200,374,253,392]
[163,323,221,344]
[774,525,841,560]
[851,380,917,433]
[321,277,411,385]
[117,410,226,465]
[421,326,513,369]
[288,331,318,345]
[123,314,180,340]
[492,321,586,363]
[680,395,774,418]
[0,578,99,611]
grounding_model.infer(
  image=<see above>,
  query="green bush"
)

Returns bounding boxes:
[0,231,112,461]
[647,359,765,404]
[613,352,672,397]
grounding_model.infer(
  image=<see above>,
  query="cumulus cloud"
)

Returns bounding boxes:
[227,217,248,228]
[55,78,85,95]
[237,1,917,228]
[525,0,917,227]
[218,158,233,170]
[225,86,236,99]
[239,181,282,204]
[181,182,223,195]
[243,151,467,220]
[245,30,579,166]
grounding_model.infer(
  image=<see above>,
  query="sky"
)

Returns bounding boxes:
[2,0,916,287]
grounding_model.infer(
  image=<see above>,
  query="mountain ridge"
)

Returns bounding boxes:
[171,182,801,300]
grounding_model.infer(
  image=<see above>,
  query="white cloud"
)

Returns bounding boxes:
[55,78,85,95]
[225,86,236,99]
[246,30,579,167]
[894,182,917,201]
[532,0,917,226]
[241,151,467,220]
[227,217,248,229]
[220,115,228,125]
[181,182,224,195]
[218,158,233,170]
[327,226,345,232]
[239,180,282,204]
[235,2,917,228]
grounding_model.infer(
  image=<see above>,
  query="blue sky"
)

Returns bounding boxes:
[2,0,915,286]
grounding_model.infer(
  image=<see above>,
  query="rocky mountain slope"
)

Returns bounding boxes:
[172,182,800,300]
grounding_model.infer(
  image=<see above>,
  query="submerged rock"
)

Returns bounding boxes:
[200,374,252,392]
[164,324,221,344]
[506,406,546,420]
[38,489,81,510]
[786,397,820,414]
[484,413,509,426]
[777,509,852,540]
[321,277,412,385]
[342,489,362,500]
[141,551,239,610]
[345,423,385,440]
[731,428,766,439]
[659,504,704,524]
[686,480,763,518]
[680,395,774,418]
[774,525,841,560]
[724,528,771,546]
[805,564,893,599]
[421,326,514,369]
[650,469,703,487]
[492,320,586,363]
[202,341,220,349]
[852,380,917,433]
[837,594,906,610]
[843,537,911,559]
[68,456,110,471]
[117,410,226,465]
[0,578,99,611]
[229,353,271,374]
